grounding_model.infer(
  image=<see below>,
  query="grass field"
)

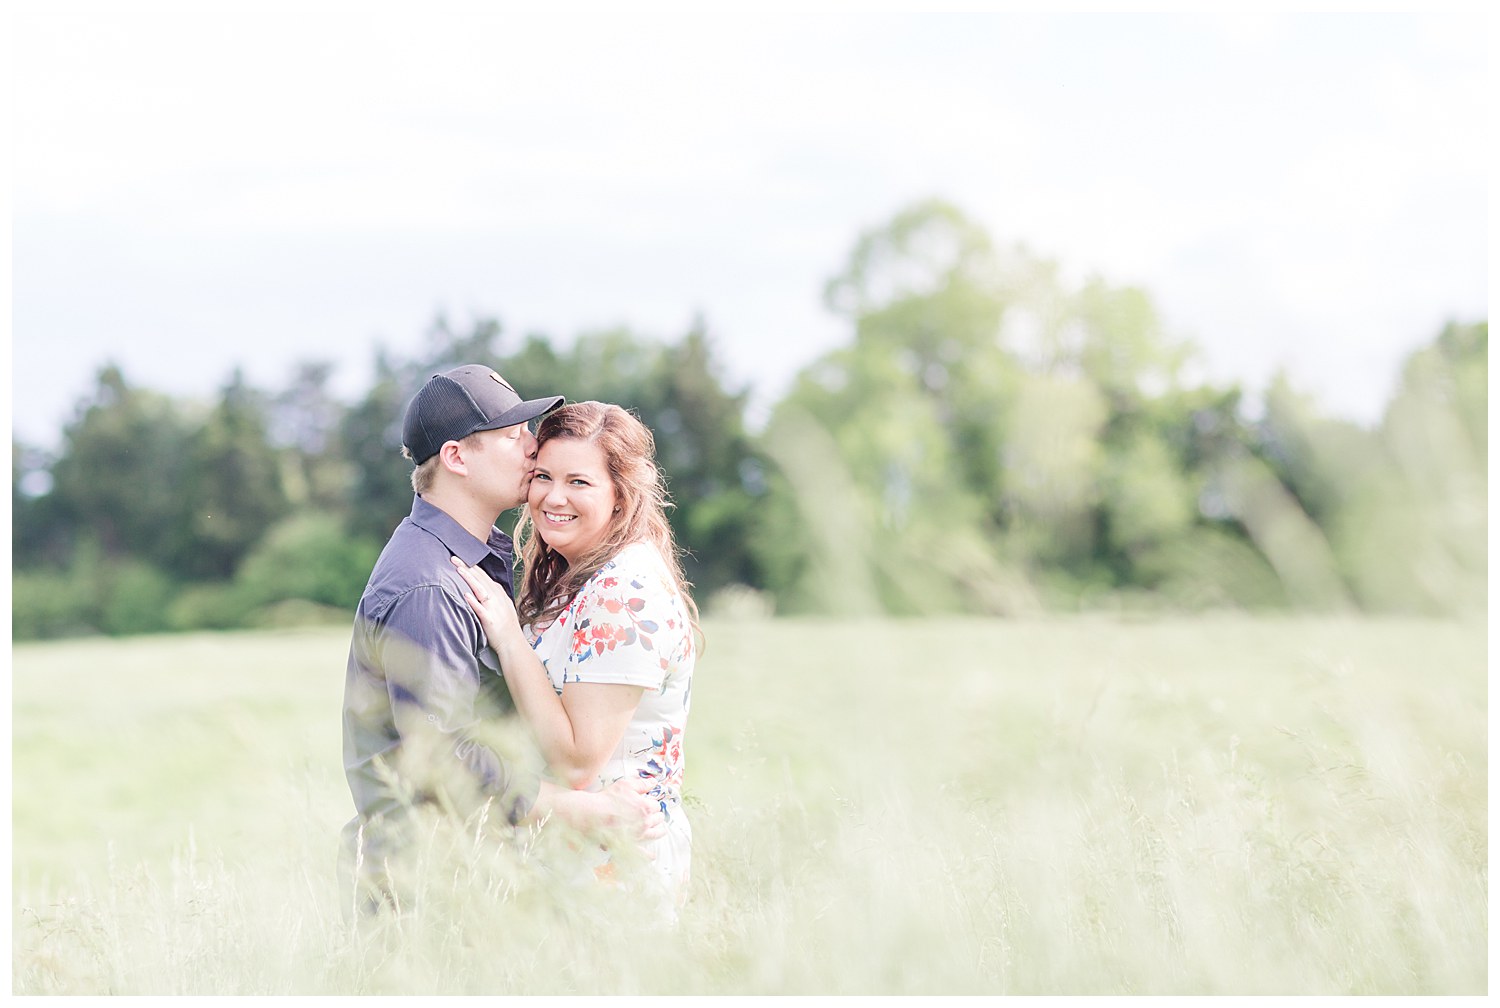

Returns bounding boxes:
[9,614,1487,994]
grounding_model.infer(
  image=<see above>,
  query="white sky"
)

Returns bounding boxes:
[8,6,1489,448]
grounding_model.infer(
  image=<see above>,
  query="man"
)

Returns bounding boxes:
[340,364,663,913]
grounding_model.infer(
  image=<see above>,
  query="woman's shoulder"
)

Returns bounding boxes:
[598,541,670,581]
[584,542,694,667]
[588,542,677,601]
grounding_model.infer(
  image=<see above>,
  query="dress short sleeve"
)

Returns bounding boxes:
[556,545,690,691]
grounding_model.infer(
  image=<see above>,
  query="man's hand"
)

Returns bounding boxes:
[593,776,668,842]
[533,777,667,845]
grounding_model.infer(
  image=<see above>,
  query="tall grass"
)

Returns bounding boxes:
[10,615,1486,993]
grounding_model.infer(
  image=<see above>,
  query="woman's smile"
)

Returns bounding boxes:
[528,436,619,564]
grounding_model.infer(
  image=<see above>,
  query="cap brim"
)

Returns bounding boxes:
[474,395,565,432]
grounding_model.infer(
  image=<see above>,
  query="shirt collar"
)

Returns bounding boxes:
[407,494,513,566]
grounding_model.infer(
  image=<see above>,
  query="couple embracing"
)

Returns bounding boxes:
[341,365,695,918]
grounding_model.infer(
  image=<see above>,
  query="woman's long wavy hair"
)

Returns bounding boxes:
[515,401,700,638]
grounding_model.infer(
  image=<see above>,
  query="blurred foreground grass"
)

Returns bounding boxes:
[10,615,1487,994]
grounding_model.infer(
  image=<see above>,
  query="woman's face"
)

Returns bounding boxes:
[527,436,619,566]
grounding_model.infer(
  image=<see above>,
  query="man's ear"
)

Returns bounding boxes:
[436,439,467,476]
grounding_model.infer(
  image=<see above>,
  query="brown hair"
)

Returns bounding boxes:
[516,401,699,637]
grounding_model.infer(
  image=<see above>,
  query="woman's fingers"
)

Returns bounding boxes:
[449,557,492,591]
[448,561,484,604]
[448,557,495,613]
[449,556,520,627]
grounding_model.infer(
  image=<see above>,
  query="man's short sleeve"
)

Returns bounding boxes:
[378,584,536,819]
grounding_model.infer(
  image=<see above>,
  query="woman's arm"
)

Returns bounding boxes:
[451,558,643,790]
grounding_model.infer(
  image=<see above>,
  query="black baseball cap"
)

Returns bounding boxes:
[402,365,564,464]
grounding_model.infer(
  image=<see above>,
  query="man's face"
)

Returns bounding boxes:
[466,422,539,512]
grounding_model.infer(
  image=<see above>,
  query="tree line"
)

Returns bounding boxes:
[11,201,1486,638]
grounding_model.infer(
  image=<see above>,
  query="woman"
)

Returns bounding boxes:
[450,401,698,909]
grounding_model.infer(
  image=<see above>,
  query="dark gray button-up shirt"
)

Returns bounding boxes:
[342,495,538,851]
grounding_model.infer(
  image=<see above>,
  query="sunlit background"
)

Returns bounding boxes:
[12,10,1485,440]
[9,8,1490,995]
[11,8,1488,635]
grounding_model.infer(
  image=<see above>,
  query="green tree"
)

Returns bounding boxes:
[268,360,352,513]
[173,369,291,580]
[1349,321,1486,614]
[235,511,381,612]
[1258,372,1382,528]
[340,353,416,544]
[47,364,196,563]
[12,439,64,569]
[764,199,1036,614]
[761,198,1270,614]
[1256,324,1486,615]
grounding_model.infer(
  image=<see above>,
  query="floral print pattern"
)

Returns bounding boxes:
[526,541,694,901]
[555,569,690,681]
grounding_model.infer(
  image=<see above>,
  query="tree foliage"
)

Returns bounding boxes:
[10,204,1485,638]
[762,199,1302,615]
[45,364,197,563]
[176,370,291,580]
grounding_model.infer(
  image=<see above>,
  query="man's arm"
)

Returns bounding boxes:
[378,585,540,823]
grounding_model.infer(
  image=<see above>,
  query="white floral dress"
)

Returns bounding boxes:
[526,541,694,905]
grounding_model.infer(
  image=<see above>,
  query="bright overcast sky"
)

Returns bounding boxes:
[9,7,1488,448]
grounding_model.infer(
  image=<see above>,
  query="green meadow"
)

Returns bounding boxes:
[10,615,1487,995]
